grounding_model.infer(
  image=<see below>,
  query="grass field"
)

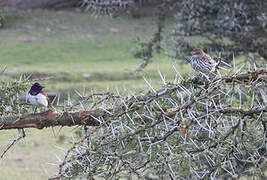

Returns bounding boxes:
[0,10,188,93]
[0,9,247,180]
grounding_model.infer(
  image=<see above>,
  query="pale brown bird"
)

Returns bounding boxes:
[188,48,218,75]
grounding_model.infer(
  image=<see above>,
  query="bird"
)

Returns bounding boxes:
[26,82,49,109]
[18,83,48,138]
[188,48,219,76]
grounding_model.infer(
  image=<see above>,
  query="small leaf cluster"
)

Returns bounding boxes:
[0,79,29,116]
[81,0,133,16]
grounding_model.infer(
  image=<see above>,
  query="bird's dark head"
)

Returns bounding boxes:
[29,82,45,95]
[191,48,205,55]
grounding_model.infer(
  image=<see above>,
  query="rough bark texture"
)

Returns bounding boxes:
[0,110,97,130]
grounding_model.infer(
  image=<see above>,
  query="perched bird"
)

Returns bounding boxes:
[26,82,48,108]
[188,48,219,75]
[18,83,48,138]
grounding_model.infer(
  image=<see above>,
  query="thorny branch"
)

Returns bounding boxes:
[0,129,25,158]
[1,68,267,179]
[1,69,266,130]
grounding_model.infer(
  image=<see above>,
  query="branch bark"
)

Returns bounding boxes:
[0,110,98,130]
[224,68,267,83]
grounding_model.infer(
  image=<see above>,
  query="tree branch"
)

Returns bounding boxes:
[0,110,97,130]
[224,68,267,83]
[1,69,266,131]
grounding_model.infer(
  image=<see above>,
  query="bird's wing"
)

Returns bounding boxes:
[189,55,217,73]
[189,55,205,72]
[188,55,200,63]
[41,90,49,101]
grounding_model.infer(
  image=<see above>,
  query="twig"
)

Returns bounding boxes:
[0,66,7,75]
[1,129,25,158]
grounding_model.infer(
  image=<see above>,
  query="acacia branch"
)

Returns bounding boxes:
[224,68,267,83]
[0,110,98,130]
[0,69,266,131]
[216,107,267,117]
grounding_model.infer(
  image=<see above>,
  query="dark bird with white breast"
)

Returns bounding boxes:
[26,82,49,108]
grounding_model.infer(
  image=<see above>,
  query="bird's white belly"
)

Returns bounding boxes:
[26,93,48,107]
